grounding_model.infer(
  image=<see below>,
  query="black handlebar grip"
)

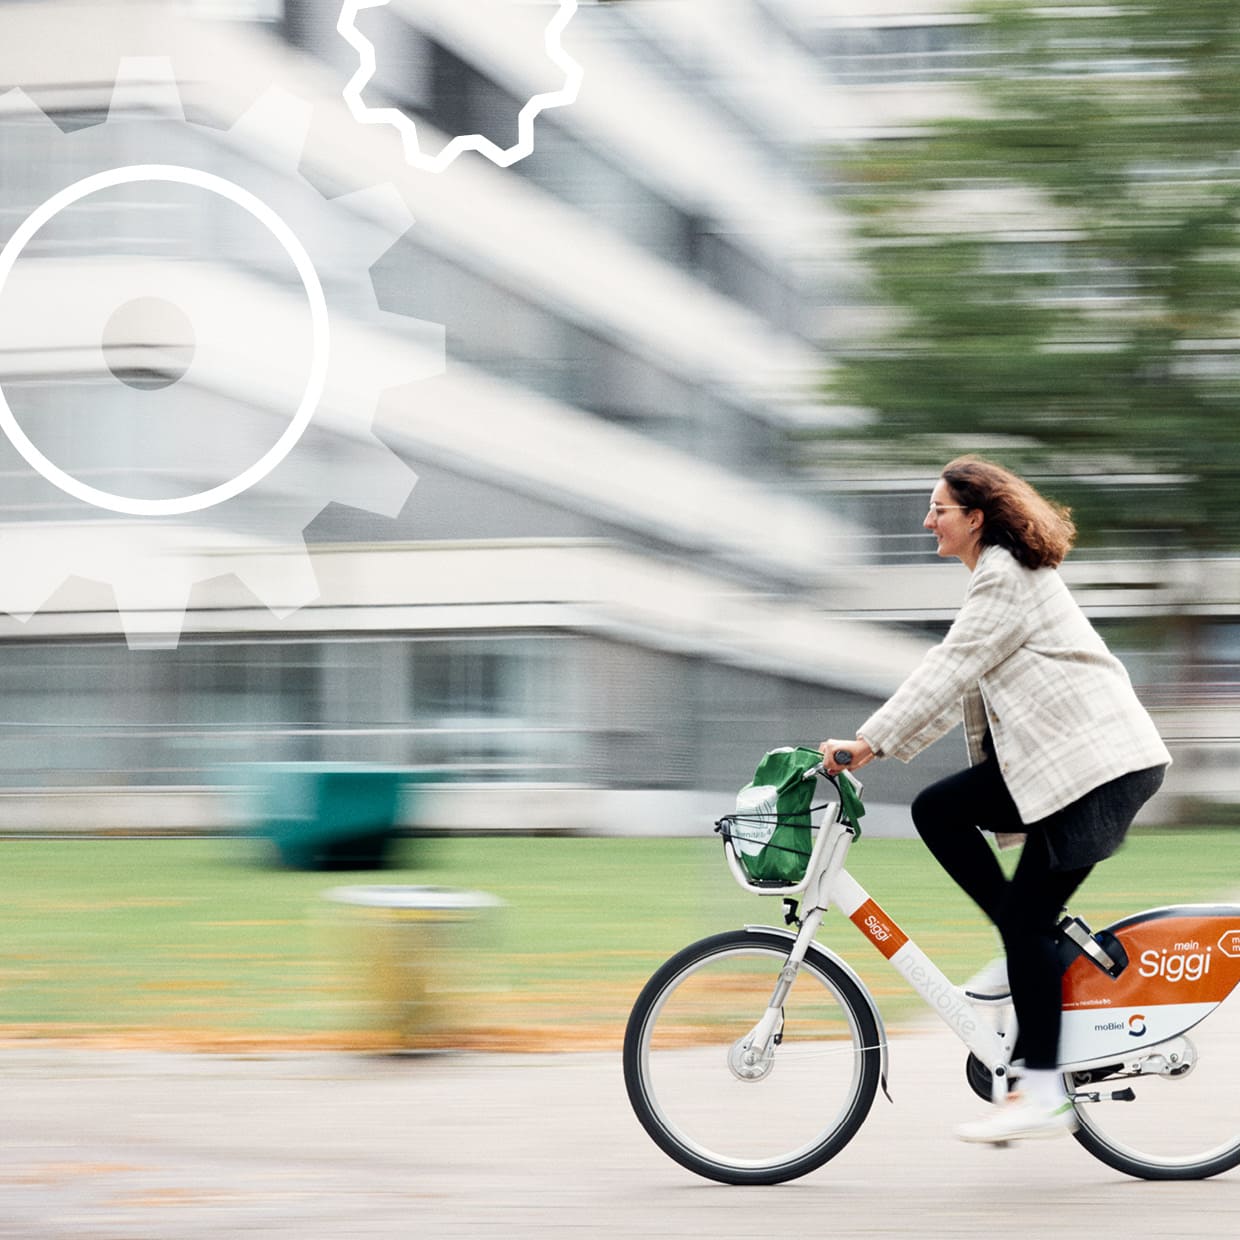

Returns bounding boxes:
[832,749,854,766]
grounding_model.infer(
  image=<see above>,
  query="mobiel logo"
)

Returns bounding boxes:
[1092,1014,1146,1037]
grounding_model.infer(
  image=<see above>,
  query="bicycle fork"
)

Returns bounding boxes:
[734,907,830,1074]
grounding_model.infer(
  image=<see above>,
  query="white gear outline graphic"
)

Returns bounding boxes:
[337,0,583,172]
[0,163,331,516]
[0,57,445,648]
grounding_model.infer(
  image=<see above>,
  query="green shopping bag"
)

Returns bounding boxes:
[732,746,822,883]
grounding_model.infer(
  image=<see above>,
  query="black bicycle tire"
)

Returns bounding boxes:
[623,929,881,1185]
[1072,1098,1240,1181]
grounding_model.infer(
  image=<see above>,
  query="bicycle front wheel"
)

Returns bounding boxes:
[1071,984,1240,1180]
[623,929,881,1185]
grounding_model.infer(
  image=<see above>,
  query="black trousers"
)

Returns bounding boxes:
[910,761,1092,1070]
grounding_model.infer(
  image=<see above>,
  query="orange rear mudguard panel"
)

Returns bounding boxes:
[1059,905,1240,1067]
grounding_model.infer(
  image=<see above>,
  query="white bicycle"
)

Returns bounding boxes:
[623,764,1240,1184]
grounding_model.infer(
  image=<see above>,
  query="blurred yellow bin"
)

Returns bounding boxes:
[325,885,505,1048]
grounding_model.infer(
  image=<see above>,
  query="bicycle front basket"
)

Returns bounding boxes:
[726,747,821,884]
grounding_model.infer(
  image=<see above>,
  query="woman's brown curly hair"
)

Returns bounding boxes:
[941,456,1076,570]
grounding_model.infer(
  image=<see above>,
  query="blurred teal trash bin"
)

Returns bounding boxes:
[249,763,438,871]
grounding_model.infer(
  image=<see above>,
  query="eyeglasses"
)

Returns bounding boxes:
[927,503,970,516]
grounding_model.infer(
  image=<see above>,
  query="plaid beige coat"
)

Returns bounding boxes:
[858,544,1171,829]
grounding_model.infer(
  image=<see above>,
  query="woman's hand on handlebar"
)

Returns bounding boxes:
[819,737,876,776]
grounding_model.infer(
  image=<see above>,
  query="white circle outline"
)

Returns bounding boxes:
[0,164,329,516]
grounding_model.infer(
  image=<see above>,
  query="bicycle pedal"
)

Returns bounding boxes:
[1057,915,1128,978]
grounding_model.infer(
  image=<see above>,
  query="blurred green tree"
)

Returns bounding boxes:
[827,0,1240,551]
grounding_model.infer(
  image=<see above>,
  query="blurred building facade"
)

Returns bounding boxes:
[0,0,954,834]
[0,0,1227,832]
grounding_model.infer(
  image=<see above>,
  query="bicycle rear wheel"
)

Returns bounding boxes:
[623,929,881,1185]
[1070,984,1240,1179]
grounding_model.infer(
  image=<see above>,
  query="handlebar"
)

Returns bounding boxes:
[796,758,866,833]
[798,752,854,781]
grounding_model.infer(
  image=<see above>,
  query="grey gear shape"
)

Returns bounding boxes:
[0,57,444,647]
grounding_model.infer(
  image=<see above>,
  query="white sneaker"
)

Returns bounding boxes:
[961,956,1010,1001]
[956,1098,1078,1144]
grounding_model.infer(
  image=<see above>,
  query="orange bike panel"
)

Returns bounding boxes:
[849,898,909,961]
[1063,909,1240,1011]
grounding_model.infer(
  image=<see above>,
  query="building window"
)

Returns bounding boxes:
[820,20,987,85]
[178,1,283,22]
[408,636,580,780]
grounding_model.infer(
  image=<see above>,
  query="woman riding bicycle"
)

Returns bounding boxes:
[821,455,1170,1144]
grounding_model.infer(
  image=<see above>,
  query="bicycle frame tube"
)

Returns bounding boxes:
[825,867,1011,1073]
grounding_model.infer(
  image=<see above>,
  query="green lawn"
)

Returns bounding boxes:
[0,828,1237,1049]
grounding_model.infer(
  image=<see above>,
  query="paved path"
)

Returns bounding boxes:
[1,1027,1237,1238]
